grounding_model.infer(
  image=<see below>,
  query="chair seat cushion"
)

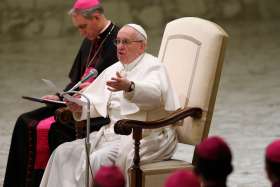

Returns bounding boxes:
[140,159,194,187]
[141,159,193,175]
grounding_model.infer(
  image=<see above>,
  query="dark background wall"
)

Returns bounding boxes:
[1,0,280,41]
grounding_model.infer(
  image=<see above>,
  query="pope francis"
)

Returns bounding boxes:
[40,23,181,187]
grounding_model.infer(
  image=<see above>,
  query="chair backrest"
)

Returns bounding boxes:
[158,17,228,145]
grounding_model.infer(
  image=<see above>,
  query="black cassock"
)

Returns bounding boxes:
[4,23,119,187]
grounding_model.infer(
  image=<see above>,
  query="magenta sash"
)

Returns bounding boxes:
[34,116,55,169]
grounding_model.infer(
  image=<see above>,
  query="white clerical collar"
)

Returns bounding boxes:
[99,21,111,34]
[122,53,145,72]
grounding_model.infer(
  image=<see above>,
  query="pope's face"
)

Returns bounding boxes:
[116,27,145,64]
[72,14,99,41]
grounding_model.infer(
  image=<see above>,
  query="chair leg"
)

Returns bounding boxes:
[131,128,142,187]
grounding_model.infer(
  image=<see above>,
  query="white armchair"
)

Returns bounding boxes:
[114,17,229,187]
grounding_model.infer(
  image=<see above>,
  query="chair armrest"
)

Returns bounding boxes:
[54,107,75,125]
[114,107,202,135]
[54,108,112,139]
[55,107,87,139]
[114,107,202,187]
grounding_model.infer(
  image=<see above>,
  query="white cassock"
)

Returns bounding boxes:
[40,53,181,187]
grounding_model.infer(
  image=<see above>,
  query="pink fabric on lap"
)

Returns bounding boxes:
[34,116,55,169]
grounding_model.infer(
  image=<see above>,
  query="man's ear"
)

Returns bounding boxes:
[91,12,100,21]
[140,42,146,51]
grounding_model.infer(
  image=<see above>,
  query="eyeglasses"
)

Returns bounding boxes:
[114,39,143,46]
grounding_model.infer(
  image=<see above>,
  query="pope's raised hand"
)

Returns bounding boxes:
[106,71,131,92]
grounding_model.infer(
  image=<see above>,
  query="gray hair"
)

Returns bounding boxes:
[68,5,104,19]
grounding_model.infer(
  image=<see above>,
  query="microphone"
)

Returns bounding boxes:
[68,68,98,92]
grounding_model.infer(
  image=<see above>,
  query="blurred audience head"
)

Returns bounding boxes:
[164,170,200,187]
[93,165,125,187]
[265,139,280,186]
[194,136,233,186]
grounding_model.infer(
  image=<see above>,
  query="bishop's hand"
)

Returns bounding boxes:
[65,100,82,113]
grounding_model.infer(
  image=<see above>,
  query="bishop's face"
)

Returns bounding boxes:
[72,14,99,41]
[116,26,145,64]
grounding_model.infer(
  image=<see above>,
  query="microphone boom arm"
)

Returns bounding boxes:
[67,69,98,92]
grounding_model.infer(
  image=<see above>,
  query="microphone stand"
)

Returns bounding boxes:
[61,91,91,187]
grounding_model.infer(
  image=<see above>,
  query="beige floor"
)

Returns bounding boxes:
[0,20,279,186]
